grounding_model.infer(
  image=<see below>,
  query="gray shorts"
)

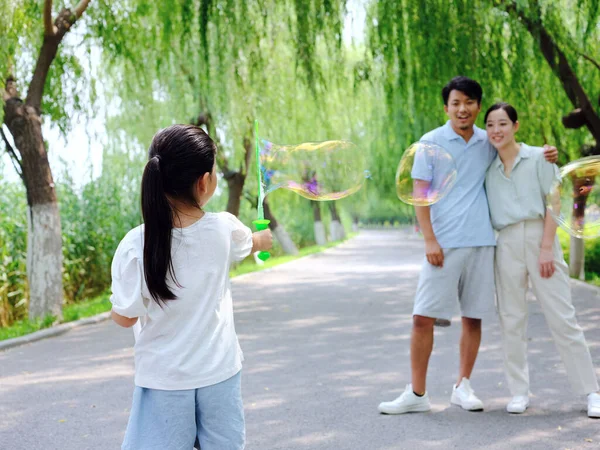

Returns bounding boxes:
[413,246,495,321]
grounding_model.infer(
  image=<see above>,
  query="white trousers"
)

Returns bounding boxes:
[495,219,598,396]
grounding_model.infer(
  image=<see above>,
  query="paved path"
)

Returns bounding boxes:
[2,230,600,450]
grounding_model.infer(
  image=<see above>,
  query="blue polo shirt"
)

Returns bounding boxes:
[412,121,496,248]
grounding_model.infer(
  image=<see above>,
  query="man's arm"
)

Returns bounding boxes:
[414,179,444,267]
[543,145,558,163]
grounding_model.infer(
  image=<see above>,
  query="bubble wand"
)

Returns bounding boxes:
[252,120,271,261]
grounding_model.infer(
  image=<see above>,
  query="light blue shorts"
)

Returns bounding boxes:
[122,371,245,450]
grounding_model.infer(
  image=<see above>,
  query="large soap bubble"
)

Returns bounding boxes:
[258,139,369,201]
[395,141,457,206]
[546,156,600,239]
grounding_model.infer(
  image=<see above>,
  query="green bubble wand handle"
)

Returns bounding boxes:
[252,120,271,261]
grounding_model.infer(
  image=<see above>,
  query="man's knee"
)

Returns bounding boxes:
[462,317,482,331]
[413,315,436,331]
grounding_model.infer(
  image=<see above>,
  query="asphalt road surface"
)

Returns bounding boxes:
[2,230,600,450]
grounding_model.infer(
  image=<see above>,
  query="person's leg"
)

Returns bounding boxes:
[456,246,496,386]
[492,225,530,397]
[122,387,196,450]
[411,248,464,393]
[196,371,245,450]
[378,250,463,414]
[525,223,599,396]
[445,246,494,411]
[456,317,481,385]
[411,315,436,394]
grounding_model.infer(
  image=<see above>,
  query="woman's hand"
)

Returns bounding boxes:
[538,247,555,278]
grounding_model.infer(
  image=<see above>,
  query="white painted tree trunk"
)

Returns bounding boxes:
[314,221,327,246]
[569,236,585,280]
[273,225,299,255]
[27,202,63,320]
[329,220,346,242]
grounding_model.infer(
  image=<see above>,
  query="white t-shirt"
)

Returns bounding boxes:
[110,212,253,390]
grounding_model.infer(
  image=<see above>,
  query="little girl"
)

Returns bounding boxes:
[110,124,272,449]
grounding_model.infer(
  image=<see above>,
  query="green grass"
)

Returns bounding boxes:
[0,294,112,341]
[0,317,53,341]
[231,233,356,277]
[0,234,356,342]
[62,294,113,322]
[584,273,600,288]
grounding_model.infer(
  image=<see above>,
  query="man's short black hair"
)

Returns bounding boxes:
[442,76,483,105]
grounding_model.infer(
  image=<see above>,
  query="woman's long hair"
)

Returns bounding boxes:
[140,124,216,304]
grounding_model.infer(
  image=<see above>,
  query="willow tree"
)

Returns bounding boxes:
[1,0,93,319]
[99,0,349,252]
[494,0,600,276]
[367,0,599,272]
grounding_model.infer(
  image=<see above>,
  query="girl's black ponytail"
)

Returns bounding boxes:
[141,155,177,303]
[140,124,216,305]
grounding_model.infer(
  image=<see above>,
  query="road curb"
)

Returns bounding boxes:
[0,311,111,352]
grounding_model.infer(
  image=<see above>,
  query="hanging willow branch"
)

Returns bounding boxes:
[0,127,24,181]
[27,0,93,109]
[496,0,600,143]
[580,52,600,72]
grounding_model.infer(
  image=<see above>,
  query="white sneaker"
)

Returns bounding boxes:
[506,396,529,414]
[588,393,600,418]
[450,378,484,411]
[378,384,431,414]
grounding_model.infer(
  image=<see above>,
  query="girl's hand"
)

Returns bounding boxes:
[538,247,555,278]
[252,229,273,253]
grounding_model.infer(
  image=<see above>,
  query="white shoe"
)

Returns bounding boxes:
[506,396,529,414]
[451,378,484,411]
[378,384,431,414]
[588,393,600,418]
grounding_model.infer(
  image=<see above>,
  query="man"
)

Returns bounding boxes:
[378,76,558,414]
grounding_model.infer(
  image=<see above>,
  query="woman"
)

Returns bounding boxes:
[484,102,600,416]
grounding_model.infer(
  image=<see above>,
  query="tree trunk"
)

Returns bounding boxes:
[264,199,299,255]
[3,100,63,320]
[568,173,593,277]
[222,136,252,216]
[312,201,327,245]
[569,236,585,280]
[224,172,245,216]
[351,214,360,233]
[2,3,91,319]
[197,113,251,217]
[329,202,345,241]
